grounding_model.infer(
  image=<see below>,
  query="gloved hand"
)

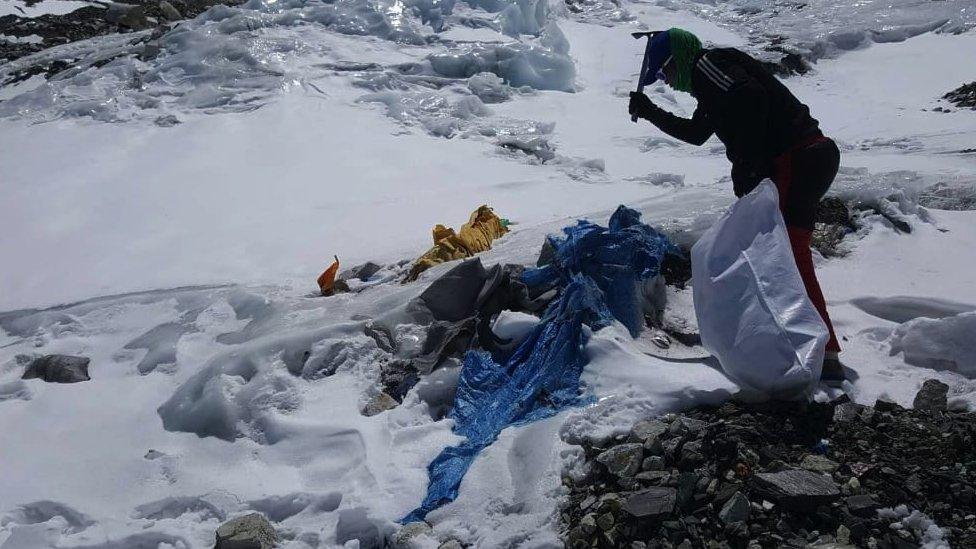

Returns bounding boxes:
[731,163,764,197]
[628,92,655,120]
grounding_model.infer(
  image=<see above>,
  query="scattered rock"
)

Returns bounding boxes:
[845,494,879,517]
[362,392,398,416]
[392,522,433,549]
[913,379,949,412]
[943,81,976,110]
[800,454,840,474]
[631,419,668,442]
[719,491,750,524]
[752,469,841,509]
[154,114,181,127]
[622,487,676,520]
[340,261,383,282]
[596,443,643,477]
[104,3,147,28]
[158,0,181,21]
[22,354,91,383]
[214,513,277,549]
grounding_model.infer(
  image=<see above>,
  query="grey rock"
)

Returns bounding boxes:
[845,494,879,517]
[800,454,840,474]
[832,402,864,423]
[362,392,398,416]
[158,0,181,21]
[104,3,147,28]
[669,416,706,437]
[632,419,668,442]
[596,443,643,477]
[596,512,614,531]
[214,513,276,549]
[642,456,666,471]
[719,491,750,524]
[22,355,90,383]
[438,541,462,549]
[155,114,181,127]
[336,508,382,549]
[635,470,669,483]
[622,487,676,519]
[752,469,840,509]
[913,379,949,412]
[340,261,383,282]
[580,513,597,534]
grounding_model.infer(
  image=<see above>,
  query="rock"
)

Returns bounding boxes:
[336,508,382,549]
[632,419,668,442]
[158,0,181,21]
[22,355,91,383]
[104,3,147,28]
[340,261,383,282]
[362,392,398,416]
[154,114,181,127]
[438,541,462,549]
[635,470,669,483]
[845,494,879,518]
[669,416,706,437]
[580,513,597,534]
[392,522,433,549]
[596,512,614,531]
[719,492,750,524]
[751,469,840,509]
[214,513,277,549]
[642,456,665,471]
[913,379,949,412]
[622,487,676,520]
[596,443,643,477]
[874,398,901,412]
[800,454,840,474]
[832,402,865,423]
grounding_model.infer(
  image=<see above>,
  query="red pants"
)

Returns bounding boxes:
[772,136,842,354]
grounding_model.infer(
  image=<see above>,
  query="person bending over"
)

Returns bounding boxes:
[628,28,846,386]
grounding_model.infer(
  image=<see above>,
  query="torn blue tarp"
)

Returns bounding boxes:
[401,206,677,523]
[523,205,680,337]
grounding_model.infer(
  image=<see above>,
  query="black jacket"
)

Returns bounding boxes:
[643,48,821,196]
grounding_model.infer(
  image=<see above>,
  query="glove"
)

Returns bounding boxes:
[628,92,655,121]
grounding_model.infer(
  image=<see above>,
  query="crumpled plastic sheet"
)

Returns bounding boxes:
[523,205,680,337]
[401,206,676,522]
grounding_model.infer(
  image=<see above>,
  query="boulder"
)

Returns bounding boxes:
[913,379,949,412]
[631,419,668,442]
[158,0,181,21]
[22,355,90,383]
[751,469,840,509]
[622,487,676,520]
[104,3,147,28]
[362,392,398,416]
[340,261,383,282]
[844,494,879,518]
[596,443,643,477]
[718,491,750,524]
[214,513,277,549]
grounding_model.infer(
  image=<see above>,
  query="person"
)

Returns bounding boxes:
[628,28,847,386]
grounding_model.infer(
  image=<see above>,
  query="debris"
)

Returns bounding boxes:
[406,205,509,282]
[596,444,643,477]
[22,355,91,383]
[719,491,750,524]
[317,255,340,296]
[622,487,676,519]
[913,379,949,412]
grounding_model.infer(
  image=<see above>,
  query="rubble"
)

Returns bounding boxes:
[561,387,976,548]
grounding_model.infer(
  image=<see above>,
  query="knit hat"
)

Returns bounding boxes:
[639,28,702,94]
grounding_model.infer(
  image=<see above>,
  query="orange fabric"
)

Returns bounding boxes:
[406,205,509,281]
[317,255,340,296]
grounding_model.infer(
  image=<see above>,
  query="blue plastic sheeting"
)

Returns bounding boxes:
[523,205,680,337]
[401,206,676,523]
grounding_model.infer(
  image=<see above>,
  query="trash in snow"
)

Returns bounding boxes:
[317,255,340,296]
[402,206,676,522]
[406,205,510,282]
[691,181,829,398]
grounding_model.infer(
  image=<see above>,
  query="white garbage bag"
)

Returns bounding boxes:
[691,180,828,397]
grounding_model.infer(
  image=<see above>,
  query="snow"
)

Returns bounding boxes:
[1,0,975,544]
[0,0,94,18]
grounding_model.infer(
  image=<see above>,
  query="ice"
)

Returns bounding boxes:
[655,0,975,63]
[877,505,949,549]
[428,42,575,91]
[467,71,511,103]
[246,492,343,521]
[0,501,93,534]
[0,0,94,18]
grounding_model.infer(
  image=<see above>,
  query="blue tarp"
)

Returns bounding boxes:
[401,206,677,523]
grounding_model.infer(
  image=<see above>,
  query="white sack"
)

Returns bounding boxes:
[691,180,829,397]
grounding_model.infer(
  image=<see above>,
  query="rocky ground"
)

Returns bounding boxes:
[943,82,976,110]
[0,0,243,66]
[560,380,975,548]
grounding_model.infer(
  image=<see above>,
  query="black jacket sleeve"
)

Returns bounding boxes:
[643,103,714,146]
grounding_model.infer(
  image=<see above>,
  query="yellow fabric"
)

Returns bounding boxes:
[406,205,509,281]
